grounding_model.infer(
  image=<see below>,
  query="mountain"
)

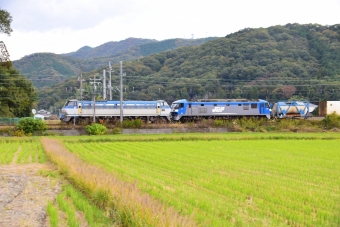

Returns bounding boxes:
[13,37,218,88]
[37,23,340,111]
[62,37,157,59]
[12,53,82,88]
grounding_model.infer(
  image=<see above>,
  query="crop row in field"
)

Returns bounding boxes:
[0,139,46,164]
[64,138,340,227]
[47,184,113,227]
[68,132,340,143]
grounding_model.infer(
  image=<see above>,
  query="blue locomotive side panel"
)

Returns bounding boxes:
[171,99,271,121]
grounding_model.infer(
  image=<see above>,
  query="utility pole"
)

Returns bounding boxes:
[102,69,106,100]
[90,74,101,123]
[108,62,113,100]
[120,61,123,124]
[78,67,85,100]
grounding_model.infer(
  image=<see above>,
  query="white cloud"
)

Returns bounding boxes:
[1,0,339,60]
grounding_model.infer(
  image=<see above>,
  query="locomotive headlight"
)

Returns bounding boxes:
[269,109,272,112]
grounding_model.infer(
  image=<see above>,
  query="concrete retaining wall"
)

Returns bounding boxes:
[47,128,231,136]
[48,129,88,136]
[122,128,230,134]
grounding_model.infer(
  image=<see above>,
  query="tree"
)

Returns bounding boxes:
[0,8,13,35]
[282,86,296,99]
[0,67,37,117]
[0,9,37,117]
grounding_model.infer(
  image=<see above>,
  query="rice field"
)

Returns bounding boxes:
[63,135,340,227]
[0,139,46,164]
[48,184,113,227]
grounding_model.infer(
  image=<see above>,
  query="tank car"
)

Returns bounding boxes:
[271,101,317,118]
[170,99,271,121]
[60,99,171,123]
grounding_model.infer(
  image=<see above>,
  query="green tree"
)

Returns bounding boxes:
[0,8,12,35]
[0,67,37,117]
[0,9,37,117]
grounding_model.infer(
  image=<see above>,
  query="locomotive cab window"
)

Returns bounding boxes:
[201,104,204,106]
[67,101,76,106]
[171,103,184,109]
[214,104,217,106]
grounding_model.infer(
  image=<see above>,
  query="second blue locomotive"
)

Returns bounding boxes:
[170,99,271,121]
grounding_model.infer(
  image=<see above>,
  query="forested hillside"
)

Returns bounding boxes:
[13,37,217,88]
[62,37,156,59]
[38,23,340,112]
[12,53,82,88]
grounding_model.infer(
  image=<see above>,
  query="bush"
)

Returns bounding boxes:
[85,123,107,135]
[11,129,25,137]
[213,119,224,127]
[322,112,340,129]
[122,119,143,128]
[15,118,47,135]
[110,127,122,134]
[0,127,11,136]
[236,117,261,131]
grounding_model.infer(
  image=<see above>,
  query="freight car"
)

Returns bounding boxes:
[60,99,171,123]
[271,101,318,119]
[318,101,340,116]
[170,99,271,121]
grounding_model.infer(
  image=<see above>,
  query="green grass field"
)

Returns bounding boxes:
[0,138,46,164]
[62,133,340,226]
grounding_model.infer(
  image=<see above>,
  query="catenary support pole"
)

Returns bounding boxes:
[120,61,123,124]
[103,69,106,100]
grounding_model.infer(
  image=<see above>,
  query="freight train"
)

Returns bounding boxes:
[60,98,317,123]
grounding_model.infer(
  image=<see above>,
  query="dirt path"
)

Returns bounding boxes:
[0,163,62,227]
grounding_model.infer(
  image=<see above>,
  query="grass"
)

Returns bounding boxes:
[43,172,115,227]
[61,136,340,227]
[0,139,47,164]
[0,141,19,164]
[42,137,197,227]
[60,132,340,144]
[47,201,59,227]
[64,185,113,227]
[57,191,81,227]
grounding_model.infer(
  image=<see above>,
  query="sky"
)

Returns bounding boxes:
[1,0,340,61]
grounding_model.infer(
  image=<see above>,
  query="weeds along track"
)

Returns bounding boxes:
[41,137,198,227]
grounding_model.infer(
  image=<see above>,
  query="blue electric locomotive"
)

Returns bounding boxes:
[60,99,171,123]
[170,99,271,121]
